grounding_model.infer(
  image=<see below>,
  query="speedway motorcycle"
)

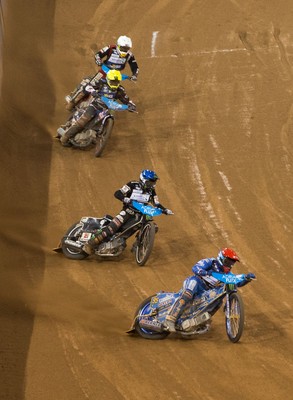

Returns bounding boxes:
[53,201,166,266]
[127,272,255,342]
[58,64,136,157]
[57,94,136,157]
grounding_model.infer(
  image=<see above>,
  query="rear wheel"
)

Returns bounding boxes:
[61,222,88,260]
[134,296,169,340]
[94,118,114,157]
[225,292,244,343]
[135,222,156,266]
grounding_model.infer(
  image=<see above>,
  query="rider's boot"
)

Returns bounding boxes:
[60,124,81,146]
[165,289,193,332]
[60,112,92,146]
[65,76,94,111]
[164,298,188,333]
[66,101,75,112]
[82,230,106,255]
[65,91,86,111]
[83,214,125,255]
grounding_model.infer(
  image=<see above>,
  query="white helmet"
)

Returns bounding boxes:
[117,35,132,57]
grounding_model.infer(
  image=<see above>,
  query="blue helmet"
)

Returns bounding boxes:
[140,169,159,189]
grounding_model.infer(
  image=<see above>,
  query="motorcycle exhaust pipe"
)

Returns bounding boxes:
[139,318,164,332]
[64,239,83,251]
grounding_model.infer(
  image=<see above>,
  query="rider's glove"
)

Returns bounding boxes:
[128,101,137,112]
[123,197,131,204]
[211,261,221,273]
[130,75,137,82]
[85,85,97,95]
[197,269,208,276]
[164,208,174,215]
[95,55,102,66]
[245,273,256,281]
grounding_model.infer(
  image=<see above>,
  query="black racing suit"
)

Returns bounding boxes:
[95,44,139,77]
[66,45,139,110]
[76,79,131,124]
[92,180,168,244]
[61,79,133,144]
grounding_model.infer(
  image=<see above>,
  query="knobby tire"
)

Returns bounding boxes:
[225,292,245,343]
[135,222,156,266]
[61,222,88,260]
[94,118,114,157]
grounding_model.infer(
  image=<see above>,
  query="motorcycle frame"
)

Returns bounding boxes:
[115,214,149,238]
[144,282,238,327]
[181,282,238,320]
[65,212,151,247]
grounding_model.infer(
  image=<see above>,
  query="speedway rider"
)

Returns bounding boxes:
[83,170,174,255]
[66,35,139,111]
[60,69,136,146]
[164,248,256,333]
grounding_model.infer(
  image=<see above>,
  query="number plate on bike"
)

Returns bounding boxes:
[80,232,92,241]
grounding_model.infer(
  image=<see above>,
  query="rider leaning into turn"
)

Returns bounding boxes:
[66,35,139,111]
[60,69,136,146]
[83,170,174,255]
[164,248,256,333]
[95,35,139,79]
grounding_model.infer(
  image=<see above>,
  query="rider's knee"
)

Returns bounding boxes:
[181,289,194,302]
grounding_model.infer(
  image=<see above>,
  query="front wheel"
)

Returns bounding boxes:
[134,296,169,340]
[135,222,156,266]
[61,222,89,260]
[94,118,114,157]
[225,292,244,343]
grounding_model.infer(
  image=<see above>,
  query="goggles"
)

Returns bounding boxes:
[223,257,237,268]
[119,45,130,53]
[108,79,120,88]
[144,180,157,189]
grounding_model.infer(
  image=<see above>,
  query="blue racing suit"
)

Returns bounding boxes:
[165,257,251,327]
[180,258,219,302]
[183,257,250,299]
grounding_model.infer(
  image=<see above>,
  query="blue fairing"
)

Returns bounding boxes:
[132,201,163,216]
[100,96,129,111]
[211,272,246,285]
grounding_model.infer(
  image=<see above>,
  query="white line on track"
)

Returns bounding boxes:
[218,171,232,191]
[144,43,288,59]
[151,31,159,58]
[144,47,248,59]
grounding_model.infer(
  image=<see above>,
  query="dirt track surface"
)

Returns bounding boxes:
[0,1,292,399]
